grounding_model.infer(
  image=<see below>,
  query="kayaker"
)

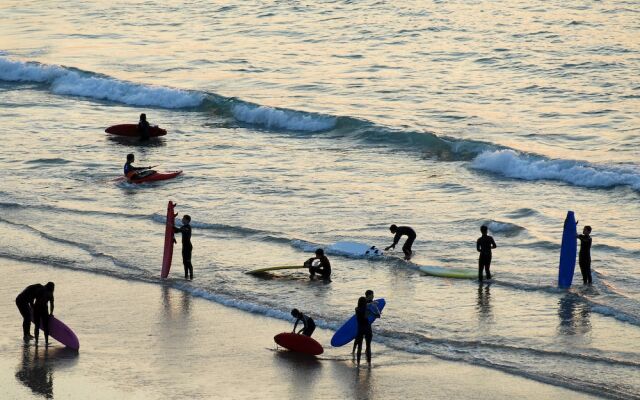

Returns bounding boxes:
[123,153,154,180]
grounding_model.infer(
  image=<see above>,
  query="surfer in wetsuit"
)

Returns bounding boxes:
[477,225,497,281]
[15,283,45,341]
[173,214,193,280]
[352,290,381,354]
[291,308,316,337]
[138,113,150,141]
[577,225,592,285]
[305,248,331,280]
[385,224,416,260]
[33,282,55,346]
[354,296,373,366]
[123,153,154,180]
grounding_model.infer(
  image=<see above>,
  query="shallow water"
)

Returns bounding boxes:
[1,1,639,398]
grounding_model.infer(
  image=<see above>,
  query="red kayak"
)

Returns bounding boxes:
[129,170,182,184]
[274,332,324,355]
[105,124,167,137]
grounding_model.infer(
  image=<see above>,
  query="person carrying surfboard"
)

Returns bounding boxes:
[15,283,47,341]
[173,214,193,280]
[291,309,316,337]
[305,248,331,280]
[123,153,154,180]
[354,296,373,366]
[33,282,55,346]
[352,290,381,354]
[577,225,592,285]
[477,225,497,281]
[385,224,416,260]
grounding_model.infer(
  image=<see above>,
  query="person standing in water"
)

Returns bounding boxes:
[305,248,331,280]
[291,309,316,337]
[33,282,55,346]
[354,296,373,366]
[477,225,497,281]
[578,225,593,285]
[385,224,416,260]
[174,214,193,280]
[138,113,150,141]
[15,283,45,341]
[352,290,381,354]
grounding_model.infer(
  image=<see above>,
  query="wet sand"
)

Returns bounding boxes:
[0,259,599,399]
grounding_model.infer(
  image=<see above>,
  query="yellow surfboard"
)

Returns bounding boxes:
[419,265,477,279]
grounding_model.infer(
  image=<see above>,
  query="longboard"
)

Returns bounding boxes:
[419,265,477,279]
[274,332,323,355]
[327,241,384,257]
[331,299,385,347]
[246,265,305,274]
[161,201,177,278]
[31,313,79,350]
[558,211,577,288]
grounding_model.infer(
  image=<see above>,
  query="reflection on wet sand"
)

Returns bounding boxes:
[15,344,79,399]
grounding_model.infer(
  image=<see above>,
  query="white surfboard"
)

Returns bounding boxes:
[327,241,384,257]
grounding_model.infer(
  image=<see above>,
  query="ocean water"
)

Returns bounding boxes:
[1,0,639,398]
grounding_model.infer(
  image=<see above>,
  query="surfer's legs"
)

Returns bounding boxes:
[364,331,372,364]
[182,246,193,279]
[16,300,31,339]
[579,258,592,285]
[302,325,316,337]
[355,332,364,365]
[478,254,492,280]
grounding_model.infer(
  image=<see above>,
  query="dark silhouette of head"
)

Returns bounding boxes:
[389,224,398,233]
[127,153,135,162]
[365,290,374,300]
[45,282,55,292]
[357,296,367,309]
[315,248,324,257]
[183,215,191,223]
[291,308,301,318]
[140,113,146,121]
[481,225,488,235]
[584,225,592,234]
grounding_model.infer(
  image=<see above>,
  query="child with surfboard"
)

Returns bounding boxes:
[385,224,416,260]
[577,225,593,285]
[477,225,497,281]
[291,309,316,337]
[173,214,193,280]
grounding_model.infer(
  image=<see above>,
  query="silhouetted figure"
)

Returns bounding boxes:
[173,214,193,280]
[578,225,593,285]
[33,282,55,346]
[477,225,497,281]
[354,296,372,366]
[123,153,153,180]
[305,248,331,280]
[385,224,416,260]
[291,309,316,337]
[138,113,150,141]
[352,290,381,354]
[16,284,44,341]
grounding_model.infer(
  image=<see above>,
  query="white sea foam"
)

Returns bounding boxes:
[472,149,640,191]
[0,57,203,108]
[232,103,336,132]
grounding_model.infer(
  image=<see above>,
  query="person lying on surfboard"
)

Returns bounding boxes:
[304,248,331,280]
[173,214,193,280]
[385,224,416,260]
[123,153,155,180]
[352,290,381,354]
[291,309,316,337]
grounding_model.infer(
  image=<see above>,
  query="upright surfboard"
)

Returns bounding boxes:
[331,299,385,347]
[274,332,323,355]
[161,201,177,278]
[558,211,577,288]
[31,313,79,350]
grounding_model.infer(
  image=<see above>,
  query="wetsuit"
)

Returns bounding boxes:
[138,119,150,141]
[578,234,592,284]
[477,234,497,281]
[33,288,54,344]
[391,226,416,259]
[306,256,331,280]
[15,284,44,338]
[354,305,372,365]
[352,300,381,353]
[174,224,193,279]
[293,313,316,337]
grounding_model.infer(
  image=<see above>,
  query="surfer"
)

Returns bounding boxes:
[305,248,331,280]
[15,283,46,341]
[352,290,381,354]
[354,296,373,366]
[33,282,55,346]
[385,224,416,260]
[123,153,154,180]
[173,214,193,280]
[577,225,592,285]
[138,113,150,141]
[291,309,316,337]
[477,225,497,281]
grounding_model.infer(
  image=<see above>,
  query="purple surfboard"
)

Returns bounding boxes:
[32,313,80,350]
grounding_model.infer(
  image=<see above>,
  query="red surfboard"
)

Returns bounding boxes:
[129,170,182,184]
[274,332,324,355]
[105,124,167,137]
[161,201,177,278]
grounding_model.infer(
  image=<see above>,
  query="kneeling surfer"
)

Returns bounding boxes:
[123,153,154,181]
[173,214,193,280]
[291,309,316,337]
[305,248,331,280]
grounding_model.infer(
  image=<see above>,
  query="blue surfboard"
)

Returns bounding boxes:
[331,299,386,347]
[558,211,577,288]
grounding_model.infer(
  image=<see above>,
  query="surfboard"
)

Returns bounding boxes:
[31,313,79,350]
[419,265,477,279]
[558,211,577,288]
[105,124,167,137]
[161,201,177,278]
[331,299,385,347]
[274,332,323,355]
[246,265,305,274]
[327,241,384,257]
